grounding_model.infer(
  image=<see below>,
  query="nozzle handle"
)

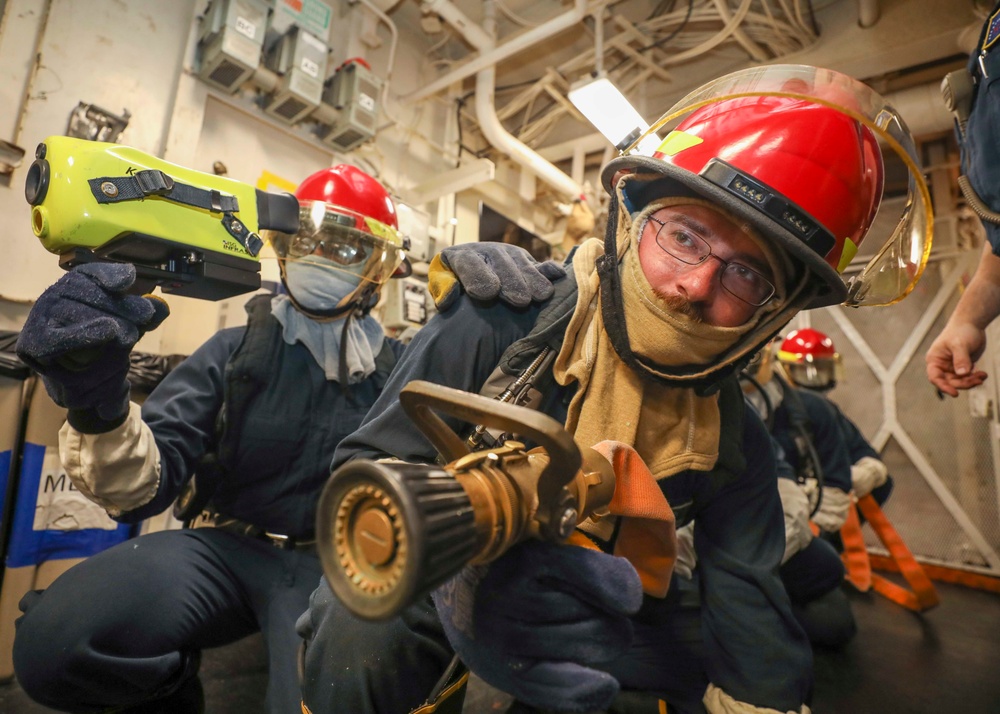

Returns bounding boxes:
[399,380,581,538]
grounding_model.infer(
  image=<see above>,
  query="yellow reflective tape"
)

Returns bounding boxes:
[837,237,858,273]
[363,217,403,246]
[656,130,704,157]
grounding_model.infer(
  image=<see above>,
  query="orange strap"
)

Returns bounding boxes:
[868,555,1000,594]
[591,441,677,598]
[838,500,871,592]
[856,494,940,611]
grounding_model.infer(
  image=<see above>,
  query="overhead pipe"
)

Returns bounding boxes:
[858,0,879,28]
[406,0,591,104]
[475,66,582,197]
[884,81,954,137]
[427,0,582,198]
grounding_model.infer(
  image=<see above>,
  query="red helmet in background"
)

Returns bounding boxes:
[777,327,842,391]
[262,164,410,317]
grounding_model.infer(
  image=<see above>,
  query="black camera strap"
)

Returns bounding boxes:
[88,169,238,211]
[87,170,263,256]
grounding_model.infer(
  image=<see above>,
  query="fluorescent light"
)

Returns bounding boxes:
[568,75,661,155]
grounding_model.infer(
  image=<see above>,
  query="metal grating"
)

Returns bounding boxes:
[208,59,246,91]
[795,245,1000,574]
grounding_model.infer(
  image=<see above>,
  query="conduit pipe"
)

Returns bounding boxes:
[475,66,582,197]
[406,0,591,104]
[428,0,582,197]
[858,0,879,28]
[884,81,953,137]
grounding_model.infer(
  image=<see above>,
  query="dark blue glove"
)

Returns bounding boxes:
[432,540,643,713]
[428,242,566,311]
[16,263,169,433]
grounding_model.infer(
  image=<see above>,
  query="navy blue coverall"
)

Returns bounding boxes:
[12,308,406,714]
[298,286,813,714]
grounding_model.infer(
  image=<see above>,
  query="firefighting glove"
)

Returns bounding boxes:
[16,263,169,434]
[428,242,566,311]
[432,539,643,713]
[811,486,852,534]
[851,456,889,498]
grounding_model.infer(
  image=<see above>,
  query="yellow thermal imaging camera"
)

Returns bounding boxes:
[24,135,300,300]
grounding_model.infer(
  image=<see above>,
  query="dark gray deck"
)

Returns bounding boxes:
[2,578,998,713]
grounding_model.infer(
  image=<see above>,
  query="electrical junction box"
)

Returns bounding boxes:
[394,202,433,264]
[263,25,328,124]
[380,276,436,330]
[317,61,381,151]
[195,0,269,94]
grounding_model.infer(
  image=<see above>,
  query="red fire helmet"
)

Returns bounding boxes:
[777,328,842,390]
[602,64,932,309]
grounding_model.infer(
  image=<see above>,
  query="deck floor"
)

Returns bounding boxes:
[1,578,998,713]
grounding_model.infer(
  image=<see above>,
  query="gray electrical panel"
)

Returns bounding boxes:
[195,0,269,94]
[262,25,328,124]
[317,61,381,152]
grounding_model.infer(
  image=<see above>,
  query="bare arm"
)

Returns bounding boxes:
[926,244,1000,396]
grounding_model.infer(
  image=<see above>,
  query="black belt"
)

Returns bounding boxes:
[211,514,317,551]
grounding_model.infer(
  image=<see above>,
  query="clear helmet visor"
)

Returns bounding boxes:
[262,200,407,286]
[624,64,932,307]
[782,355,843,390]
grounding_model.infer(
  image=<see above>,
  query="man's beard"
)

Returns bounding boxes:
[657,292,704,323]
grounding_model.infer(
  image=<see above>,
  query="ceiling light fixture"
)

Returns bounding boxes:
[569,9,660,157]
[568,74,661,155]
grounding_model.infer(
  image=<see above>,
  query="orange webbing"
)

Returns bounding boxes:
[839,501,872,592]
[592,441,677,598]
[869,555,1000,594]
[856,494,940,611]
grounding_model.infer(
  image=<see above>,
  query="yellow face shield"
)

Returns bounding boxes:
[263,200,407,286]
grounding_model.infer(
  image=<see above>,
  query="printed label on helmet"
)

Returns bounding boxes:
[655,131,704,157]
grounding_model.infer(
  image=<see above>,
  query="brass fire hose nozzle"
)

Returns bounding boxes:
[316,381,616,621]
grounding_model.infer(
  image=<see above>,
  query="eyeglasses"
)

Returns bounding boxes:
[648,216,776,306]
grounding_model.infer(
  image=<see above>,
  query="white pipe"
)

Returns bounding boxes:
[884,81,954,137]
[858,0,879,28]
[406,0,590,104]
[475,67,582,197]
[353,0,404,130]
[421,0,494,54]
[478,1,581,197]
[426,0,583,198]
[594,7,604,75]
[356,0,399,82]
